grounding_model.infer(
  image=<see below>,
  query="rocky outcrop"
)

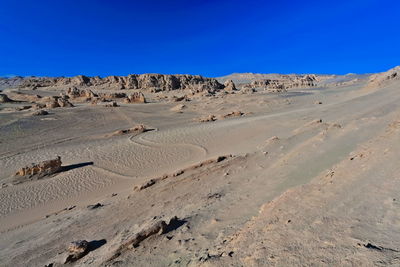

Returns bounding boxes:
[124,92,146,103]
[170,104,186,112]
[42,96,74,108]
[105,101,119,107]
[112,124,148,136]
[367,66,400,88]
[65,240,89,263]
[224,80,237,91]
[0,76,26,90]
[240,86,256,94]
[248,74,318,92]
[67,87,98,98]
[197,111,244,122]
[107,217,184,262]
[0,93,13,103]
[15,156,62,178]
[18,74,224,92]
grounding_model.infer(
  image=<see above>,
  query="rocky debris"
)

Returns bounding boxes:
[14,156,62,179]
[18,74,224,92]
[197,111,244,122]
[172,95,190,102]
[367,66,400,88]
[246,74,318,92]
[134,155,231,191]
[112,124,148,136]
[31,103,47,110]
[16,105,32,111]
[198,115,217,122]
[31,110,49,116]
[108,216,184,262]
[105,101,119,107]
[240,86,256,94]
[224,80,237,91]
[67,87,98,99]
[0,93,13,103]
[189,88,214,97]
[134,178,157,191]
[220,111,244,119]
[266,136,280,143]
[64,240,89,264]
[170,104,186,112]
[87,203,103,210]
[124,92,146,103]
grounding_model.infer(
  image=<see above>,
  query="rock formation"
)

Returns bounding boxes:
[108,217,183,262]
[124,92,146,103]
[67,87,98,98]
[0,76,25,90]
[105,101,119,107]
[31,110,49,116]
[18,74,224,92]
[112,124,148,136]
[247,74,317,92]
[224,80,237,91]
[367,66,400,88]
[64,240,89,263]
[42,96,74,108]
[15,156,62,178]
[0,93,13,103]
[170,104,186,112]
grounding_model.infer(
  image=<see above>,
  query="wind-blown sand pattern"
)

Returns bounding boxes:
[1,67,400,266]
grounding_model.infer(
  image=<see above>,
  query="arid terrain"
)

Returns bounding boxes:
[1,67,400,266]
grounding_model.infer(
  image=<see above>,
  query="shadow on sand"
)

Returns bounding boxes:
[61,162,94,172]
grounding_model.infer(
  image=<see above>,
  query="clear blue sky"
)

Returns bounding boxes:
[0,0,399,77]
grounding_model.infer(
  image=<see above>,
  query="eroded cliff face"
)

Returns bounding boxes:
[246,74,318,92]
[17,74,224,92]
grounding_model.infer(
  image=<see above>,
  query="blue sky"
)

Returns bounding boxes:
[0,0,399,77]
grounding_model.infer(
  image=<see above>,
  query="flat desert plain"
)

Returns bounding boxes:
[1,68,400,266]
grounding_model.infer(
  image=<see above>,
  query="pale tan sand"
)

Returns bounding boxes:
[0,72,400,266]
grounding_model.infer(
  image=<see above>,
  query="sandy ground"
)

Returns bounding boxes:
[1,78,400,266]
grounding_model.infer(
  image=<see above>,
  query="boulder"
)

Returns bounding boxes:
[64,240,89,263]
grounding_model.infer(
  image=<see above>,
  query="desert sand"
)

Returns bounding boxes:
[1,68,400,266]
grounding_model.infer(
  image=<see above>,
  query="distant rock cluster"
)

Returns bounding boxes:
[367,66,400,88]
[244,74,318,92]
[17,74,225,92]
